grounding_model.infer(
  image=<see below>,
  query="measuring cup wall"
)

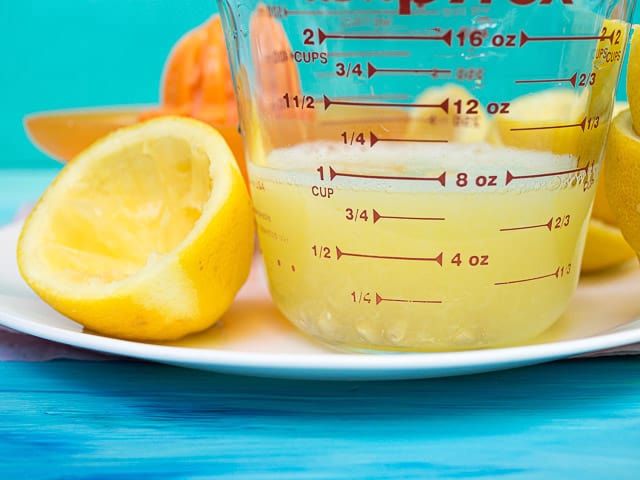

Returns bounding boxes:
[218,0,636,351]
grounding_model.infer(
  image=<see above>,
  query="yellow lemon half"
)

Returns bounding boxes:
[581,219,636,273]
[580,102,636,274]
[591,101,629,225]
[406,84,490,143]
[627,26,640,133]
[588,19,628,120]
[604,109,640,258]
[493,88,587,155]
[17,116,255,341]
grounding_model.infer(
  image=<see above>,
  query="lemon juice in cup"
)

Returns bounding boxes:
[218,0,636,351]
[249,141,594,351]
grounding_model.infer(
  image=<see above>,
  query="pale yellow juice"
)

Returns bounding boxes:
[248,142,596,351]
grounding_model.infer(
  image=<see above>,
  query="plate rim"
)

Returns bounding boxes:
[2,297,640,380]
[3,220,640,380]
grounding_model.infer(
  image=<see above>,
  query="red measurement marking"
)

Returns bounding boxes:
[510,117,586,133]
[324,94,412,102]
[495,266,560,286]
[323,95,449,113]
[287,9,396,16]
[318,116,408,126]
[500,217,553,232]
[505,165,589,185]
[367,62,451,79]
[375,293,442,305]
[329,166,447,186]
[373,209,445,224]
[336,246,444,265]
[520,30,612,47]
[370,131,447,147]
[318,28,453,46]
[328,51,411,59]
[397,0,441,16]
[515,72,578,88]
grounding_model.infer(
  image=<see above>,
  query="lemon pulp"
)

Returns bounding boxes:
[41,136,211,284]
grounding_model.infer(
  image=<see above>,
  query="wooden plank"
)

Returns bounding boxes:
[1,359,640,478]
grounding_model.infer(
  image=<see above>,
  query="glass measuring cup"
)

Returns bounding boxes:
[217,0,636,352]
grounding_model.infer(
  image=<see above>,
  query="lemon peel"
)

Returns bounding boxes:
[17,116,255,341]
[603,109,640,259]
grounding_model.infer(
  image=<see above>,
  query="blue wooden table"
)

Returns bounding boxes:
[2,358,640,479]
[2,170,640,479]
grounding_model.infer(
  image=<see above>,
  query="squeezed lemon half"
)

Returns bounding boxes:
[17,116,254,341]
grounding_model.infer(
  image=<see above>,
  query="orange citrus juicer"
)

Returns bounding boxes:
[24,15,247,182]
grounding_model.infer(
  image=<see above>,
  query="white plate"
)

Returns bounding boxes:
[1,221,640,380]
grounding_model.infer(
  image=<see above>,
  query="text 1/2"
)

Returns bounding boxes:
[282,93,315,110]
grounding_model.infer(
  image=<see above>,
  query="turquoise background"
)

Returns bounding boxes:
[0,1,636,169]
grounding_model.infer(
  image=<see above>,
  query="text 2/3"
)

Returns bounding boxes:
[577,72,596,87]
[554,215,571,229]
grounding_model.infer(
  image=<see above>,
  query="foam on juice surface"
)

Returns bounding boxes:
[249,142,596,351]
